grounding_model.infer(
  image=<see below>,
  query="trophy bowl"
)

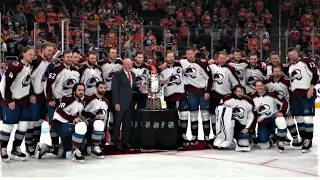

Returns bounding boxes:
[144,73,162,110]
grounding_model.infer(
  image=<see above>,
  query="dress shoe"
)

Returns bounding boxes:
[122,144,131,149]
[115,144,124,151]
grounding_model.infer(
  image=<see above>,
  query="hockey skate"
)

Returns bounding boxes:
[10,146,27,161]
[26,144,36,156]
[276,141,285,153]
[284,136,291,145]
[190,136,198,146]
[72,149,85,163]
[269,134,277,146]
[205,136,214,149]
[1,148,9,163]
[302,139,312,153]
[292,136,302,149]
[91,146,104,159]
[35,143,50,159]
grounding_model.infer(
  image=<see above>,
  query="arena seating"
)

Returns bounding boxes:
[284,0,318,55]
[0,0,282,64]
[135,0,273,60]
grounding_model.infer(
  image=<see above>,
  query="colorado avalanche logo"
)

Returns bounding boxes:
[277,90,285,99]
[167,74,181,86]
[62,78,77,90]
[213,72,224,84]
[290,69,302,82]
[257,104,271,116]
[184,66,197,78]
[92,108,107,115]
[105,71,115,82]
[232,106,245,119]
[22,74,31,87]
[41,72,48,82]
[235,69,244,80]
[246,74,259,85]
[135,75,147,86]
[86,76,100,88]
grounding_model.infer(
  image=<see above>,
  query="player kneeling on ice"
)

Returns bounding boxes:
[35,83,87,163]
[252,80,289,152]
[81,81,109,159]
[215,85,255,152]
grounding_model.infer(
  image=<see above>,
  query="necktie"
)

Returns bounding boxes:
[128,72,131,87]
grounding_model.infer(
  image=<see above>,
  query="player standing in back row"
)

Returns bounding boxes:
[287,47,319,153]
[0,46,34,162]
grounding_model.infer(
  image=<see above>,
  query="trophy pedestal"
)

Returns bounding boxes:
[145,98,162,110]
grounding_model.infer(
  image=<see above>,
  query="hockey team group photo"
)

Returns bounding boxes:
[0,0,319,178]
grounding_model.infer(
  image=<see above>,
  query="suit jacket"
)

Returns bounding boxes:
[111,69,136,110]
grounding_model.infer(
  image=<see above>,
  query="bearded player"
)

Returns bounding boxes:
[159,51,188,147]
[226,49,249,86]
[44,50,80,151]
[245,52,267,95]
[36,83,86,163]
[24,43,54,156]
[266,51,289,77]
[208,51,239,145]
[252,80,289,152]
[161,48,212,145]
[288,47,319,153]
[82,81,109,159]
[0,46,34,162]
[99,47,122,143]
[132,52,152,109]
[219,85,255,152]
[265,65,301,147]
[79,51,103,95]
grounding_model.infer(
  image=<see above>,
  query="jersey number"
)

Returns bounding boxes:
[48,73,56,79]
[8,72,14,78]
[310,62,316,68]
[58,103,66,108]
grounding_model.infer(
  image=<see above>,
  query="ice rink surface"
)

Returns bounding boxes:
[0,110,319,179]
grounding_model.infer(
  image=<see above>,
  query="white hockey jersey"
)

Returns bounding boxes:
[82,93,109,119]
[252,91,289,123]
[79,64,103,95]
[245,64,266,94]
[100,59,123,91]
[30,55,50,96]
[0,61,31,106]
[179,59,212,93]
[44,64,80,102]
[264,75,290,100]
[53,95,84,123]
[132,62,152,94]
[160,62,185,97]
[228,58,249,86]
[208,63,239,99]
[289,58,319,99]
[221,94,255,129]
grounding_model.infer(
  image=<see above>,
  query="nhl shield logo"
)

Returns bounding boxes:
[145,121,151,128]
[168,122,174,128]
[161,121,165,128]
[153,122,159,129]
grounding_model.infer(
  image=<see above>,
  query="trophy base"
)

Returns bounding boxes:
[145,98,162,110]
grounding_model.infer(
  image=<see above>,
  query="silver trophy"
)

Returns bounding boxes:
[143,72,162,110]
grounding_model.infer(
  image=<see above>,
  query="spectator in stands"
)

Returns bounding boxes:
[12,8,27,26]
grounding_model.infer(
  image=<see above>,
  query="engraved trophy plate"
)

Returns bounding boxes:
[144,73,162,110]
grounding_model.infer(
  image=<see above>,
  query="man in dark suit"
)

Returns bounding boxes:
[111,58,136,150]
